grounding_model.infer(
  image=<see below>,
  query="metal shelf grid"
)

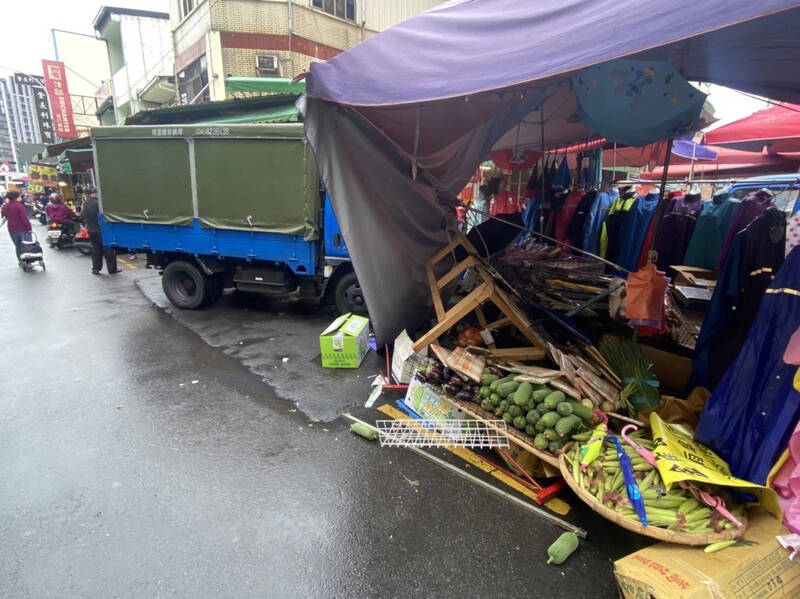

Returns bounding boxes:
[375,419,509,449]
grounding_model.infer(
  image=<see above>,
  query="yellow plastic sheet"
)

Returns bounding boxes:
[649,413,780,517]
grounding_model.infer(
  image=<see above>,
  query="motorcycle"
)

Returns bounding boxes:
[31,200,48,225]
[46,219,92,255]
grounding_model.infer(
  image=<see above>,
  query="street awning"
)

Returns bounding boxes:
[226,77,306,95]
[304,0,800,343]
[193,104,299,125]
[124,94,300,125]
[704,103,800,153]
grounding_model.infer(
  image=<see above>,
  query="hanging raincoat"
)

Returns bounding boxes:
[695,246,800,484]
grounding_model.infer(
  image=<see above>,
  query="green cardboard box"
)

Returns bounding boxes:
[320,313,370,368]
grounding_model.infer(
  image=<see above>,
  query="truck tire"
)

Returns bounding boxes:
[162,261,208,309]
[333,271,367,316]
[201,274,225,307]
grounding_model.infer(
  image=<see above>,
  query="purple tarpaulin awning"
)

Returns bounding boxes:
[304,0,800,344]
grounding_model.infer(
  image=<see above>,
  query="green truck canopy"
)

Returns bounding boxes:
[92,124,320,239]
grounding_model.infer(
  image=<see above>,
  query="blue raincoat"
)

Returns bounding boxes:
[695,246,800,484]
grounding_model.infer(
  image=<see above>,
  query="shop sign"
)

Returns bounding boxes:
[29,162,59,188]
[41,60,77,139]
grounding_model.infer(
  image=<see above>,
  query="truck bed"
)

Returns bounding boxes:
[101,217,317,274]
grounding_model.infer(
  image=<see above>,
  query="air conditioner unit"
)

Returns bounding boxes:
[255,54,280,76]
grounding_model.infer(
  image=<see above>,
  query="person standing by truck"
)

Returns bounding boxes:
[1,191,32,262]
[80,189,120,275]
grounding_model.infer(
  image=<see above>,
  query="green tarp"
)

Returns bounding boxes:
[225,77,306,95]
[92,124,319,239]
[193,104,298,125]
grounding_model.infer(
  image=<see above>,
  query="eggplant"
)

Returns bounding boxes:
[448,376,464,388]
[443,384,460,397]
[455,390,473,402]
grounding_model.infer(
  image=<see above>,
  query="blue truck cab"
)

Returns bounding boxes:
[92,123,365,314]
[727,173,800,205]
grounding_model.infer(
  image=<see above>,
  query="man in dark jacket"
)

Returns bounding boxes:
[80,189,119,275]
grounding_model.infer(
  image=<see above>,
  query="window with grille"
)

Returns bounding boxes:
[178,55,209,105]
[312,0,355,21]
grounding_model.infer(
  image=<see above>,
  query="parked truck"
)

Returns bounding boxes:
[91,123,366,314]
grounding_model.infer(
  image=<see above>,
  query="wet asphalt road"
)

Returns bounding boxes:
[0,225,645,598]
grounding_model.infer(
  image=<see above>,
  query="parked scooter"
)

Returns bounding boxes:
[32,199,48,225]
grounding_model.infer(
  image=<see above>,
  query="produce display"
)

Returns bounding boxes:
[563,430,745,535]
[471,367,597,454]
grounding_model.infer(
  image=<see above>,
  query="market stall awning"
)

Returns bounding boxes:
[704,103,800,153]
[226,77,306,95]
[124,94,300,126]
[34,136,92,161]
[59,148,95,173]
[303,0,800,343]
[640,146,800,180]
[193,104,299,125]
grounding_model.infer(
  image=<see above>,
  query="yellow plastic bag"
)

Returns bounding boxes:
[649,412,780,517]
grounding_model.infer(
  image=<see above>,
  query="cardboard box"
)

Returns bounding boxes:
[391,329,431,384]
[319,313,369,368]
[403,377,465,423]
[614,509,800,599]
[670,265,719,289]
[641,344,693,393]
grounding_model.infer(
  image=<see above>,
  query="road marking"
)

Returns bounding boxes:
[376,404,571,514]
[118,257,137,270]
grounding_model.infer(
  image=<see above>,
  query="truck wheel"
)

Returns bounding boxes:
[333,271,367,316]
[201,274,225,307]
[162,261,208,309]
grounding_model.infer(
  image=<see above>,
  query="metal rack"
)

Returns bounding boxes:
[375,419,509,449]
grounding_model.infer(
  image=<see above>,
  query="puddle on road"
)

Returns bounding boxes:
[132,273,381,422]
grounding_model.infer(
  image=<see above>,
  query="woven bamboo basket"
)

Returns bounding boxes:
[558,454,747,546]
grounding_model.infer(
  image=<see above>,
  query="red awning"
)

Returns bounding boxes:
[640,145,800,179]
[704,103,800,153]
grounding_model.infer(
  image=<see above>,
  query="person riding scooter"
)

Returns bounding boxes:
[45,193,78,232]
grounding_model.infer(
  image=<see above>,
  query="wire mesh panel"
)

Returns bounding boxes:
[375,419,509,449]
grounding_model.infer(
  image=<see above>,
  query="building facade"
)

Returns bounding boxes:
[93,6,175,124]
[0,80,17,168]
[1,74,57,166]
[51,29,112,135]
[170,0,444,104]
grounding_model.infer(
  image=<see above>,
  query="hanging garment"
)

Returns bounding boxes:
[491,191,522,216]
[552,157,571,189]
[690,232,746,390]
[769,405,800,534]
[583,189,616,255]
[600,192,636,260]
[707,209,786,385]
[683,192,741,269]
[518,192,541,243]
[653,192,704,271]
[695,247,800,485]
[565,190,597,247]
[554,191,585,243]
[786,211,800,257]
[626,264,669,325]
[718,189,774,269]
[617,192,660,273]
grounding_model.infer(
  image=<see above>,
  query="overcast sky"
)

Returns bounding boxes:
[0,0,169,78]
[0,0,769,128]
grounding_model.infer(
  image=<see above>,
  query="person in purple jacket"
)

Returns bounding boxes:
[1,191,32,261]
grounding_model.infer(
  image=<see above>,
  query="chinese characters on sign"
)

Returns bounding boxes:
[29,163,59,193]
[14,73,57,144]
[41,60,77,139]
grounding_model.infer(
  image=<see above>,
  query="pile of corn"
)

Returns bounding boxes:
[564,431,744,534]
